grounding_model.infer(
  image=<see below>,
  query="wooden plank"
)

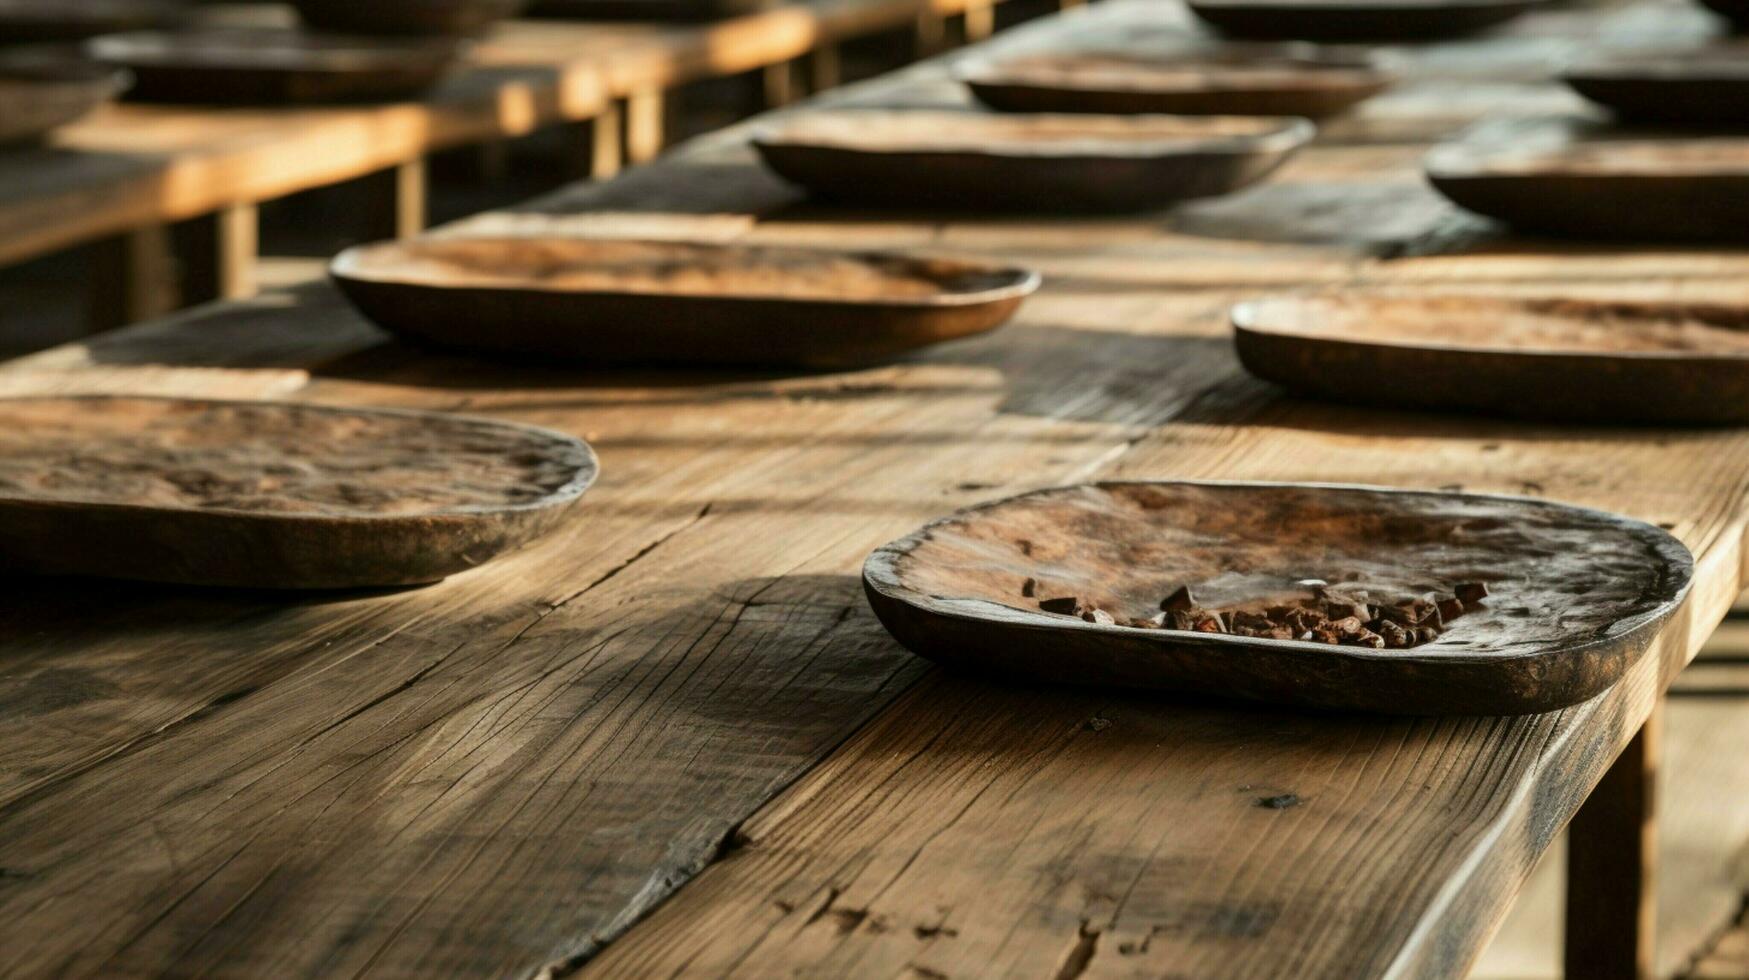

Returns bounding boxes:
[173,202,258,305]
[0,2,1745,978]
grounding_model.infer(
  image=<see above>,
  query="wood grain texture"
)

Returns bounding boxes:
[2,0,1748,977]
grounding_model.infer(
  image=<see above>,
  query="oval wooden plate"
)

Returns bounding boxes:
[331,236,1040,367]
[959,47,1395,118]
[751,109,1314,212]
[289,0,529,37]
[1185,0,1541,41]
[1563,47,1749,126]
[0,0,185,43]
[864,481,1691,715]
[1233,293,1749,423]
[0,53,128,145]
[1425,116,1749,240]
[88,29,461,104]
[0,396,598,589]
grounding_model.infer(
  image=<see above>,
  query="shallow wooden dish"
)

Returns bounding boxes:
[864,481,1690,715]
[0,0,185,43]
[752,109,1313,212]
[0,396,597,589]
[526,0,772,19]
[0,53,128,145]
[88,29,460,104]
[1426,117,1749,240]
[1185,0,1539,40]
[289,0,528,36]
[959,47,1395,118]
[1563,48,1749,126]
[1233,294,1749,423]
[330,236,1040,366]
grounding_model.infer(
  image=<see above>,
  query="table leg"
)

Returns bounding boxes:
[590,104,624,180]
[1565,702,1661,980]
[914,10,947,56]
[963,0,994,41]
[625,90,665,165]
[808,44,842,94]
[173,203,258,306]
[762,60,797,109]
[363,159,427,241]
[88,224,175,332]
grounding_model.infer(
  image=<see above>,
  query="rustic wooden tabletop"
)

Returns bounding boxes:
[0,0,1743,976]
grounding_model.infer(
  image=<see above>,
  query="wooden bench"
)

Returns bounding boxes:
[0,0,1041,330]
[0,0,1739,976]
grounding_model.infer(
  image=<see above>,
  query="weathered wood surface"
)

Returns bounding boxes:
[0,0,1011,271]
[1,0,1747,977]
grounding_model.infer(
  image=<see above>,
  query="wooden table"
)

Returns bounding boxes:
[2,0,1032,329]
[1,0,1743,976]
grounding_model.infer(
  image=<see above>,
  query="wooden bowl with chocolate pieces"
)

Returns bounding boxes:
[0,396,598,589]
[863,481,1691,715]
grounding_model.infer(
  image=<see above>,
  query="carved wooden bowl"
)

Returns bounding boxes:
[331,236,1040,367]
[864,481,1691,715]
[0,53,128,145]
[1185,0,1541,40]
[289,0,528,37]
[752,109,1313,212]
[1426,117,1749,240]
[960,47,1395,118]
[1562,47,1749,126]
[1233,294,1749,423]
[0,396,597,588]
[88,29,461,104]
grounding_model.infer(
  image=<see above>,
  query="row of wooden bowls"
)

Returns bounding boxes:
[0,0,1726,716]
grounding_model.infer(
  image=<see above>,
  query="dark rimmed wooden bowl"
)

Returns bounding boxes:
[1562,48,1749,126]
[752,109,1314,212]
[330,236,1040,367]
[1699,0,1749,32]
[0,396,598,589]
[0,0,186,43]
[0,52,128,144]
[960,47,1396,118]
[1185,0,1541,40]
[1233,294,1749,424]
[526,0,772,20]
[864,481,1691,715]
[87,29,461,104]
[1425,117,1749,240]
[289,0,528,37]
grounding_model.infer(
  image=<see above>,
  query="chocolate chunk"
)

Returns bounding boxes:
[1193,614,1227,634]
[1436,597,1464,623]
[1377,621,1411,649]
[1021,577,1037,598]
[1160,585,1197,612]
[1455,582,1490,606]
[1038,596,1081,615]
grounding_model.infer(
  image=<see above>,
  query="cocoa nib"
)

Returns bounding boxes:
[1455,582,1490,606]
[1029,579,1488,652]
[1160,585,1197,612]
